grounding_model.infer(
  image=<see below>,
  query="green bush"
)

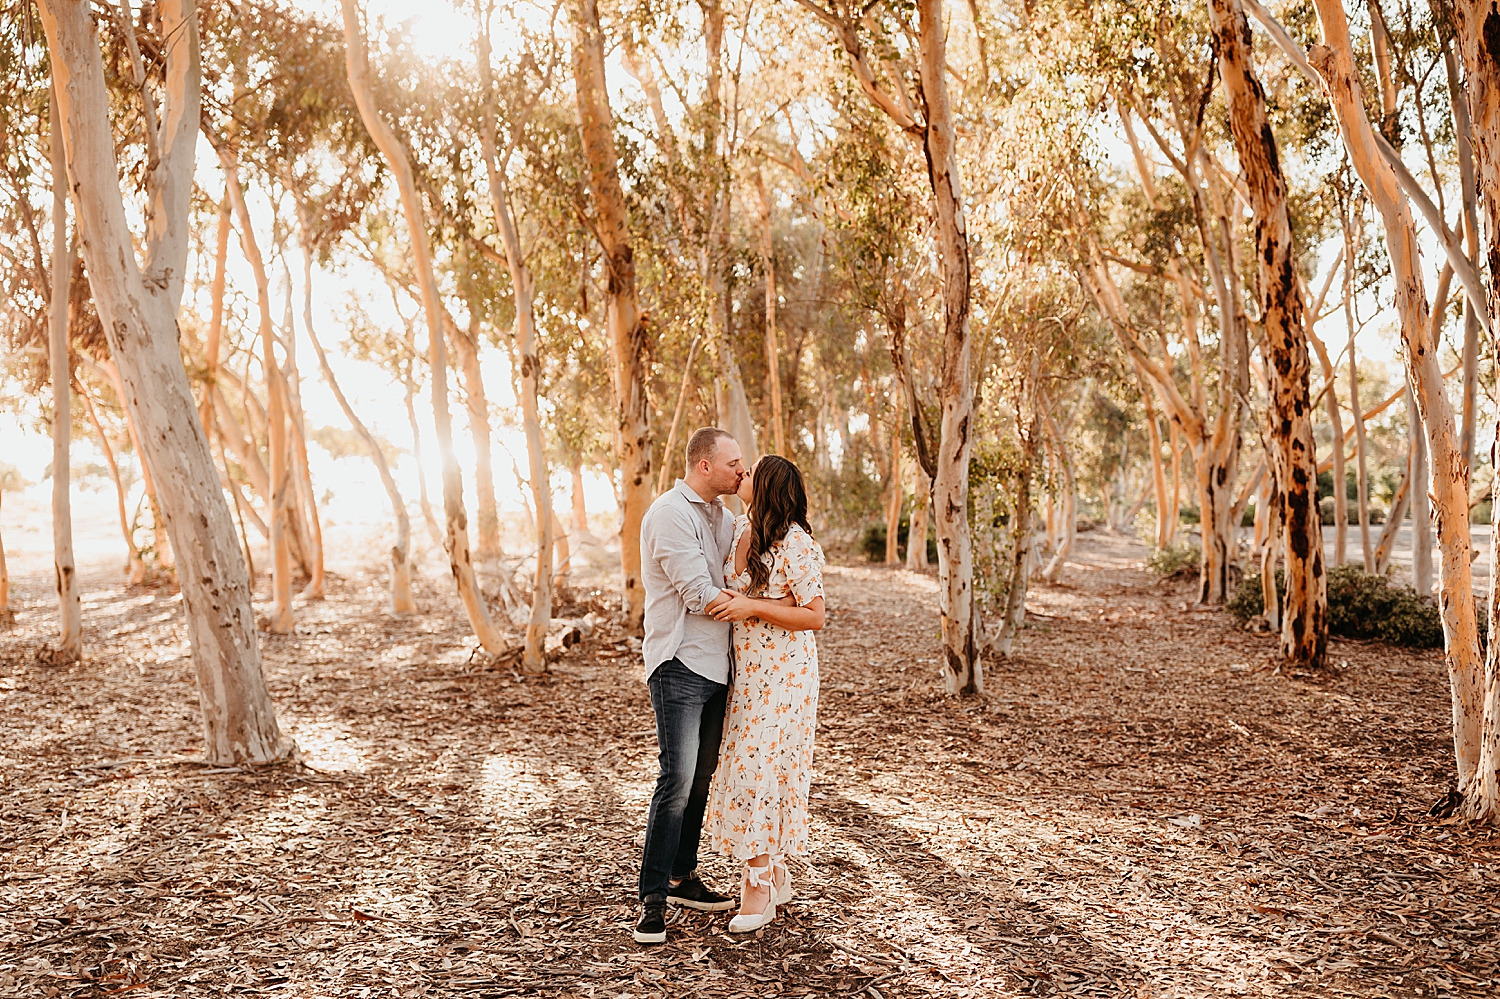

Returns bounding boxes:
[860,516,938,563]
[1229,564,1446,648]
[1147,541,1201,576]
[1227,568,1284,621]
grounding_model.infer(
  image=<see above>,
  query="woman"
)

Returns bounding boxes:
[705,454,826,933]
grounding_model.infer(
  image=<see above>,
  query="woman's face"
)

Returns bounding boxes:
[737,463,755,506]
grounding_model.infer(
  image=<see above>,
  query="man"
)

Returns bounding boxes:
[633,427,743,944]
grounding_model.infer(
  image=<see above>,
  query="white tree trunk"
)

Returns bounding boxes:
[1310,0,1486,802]
[341,0,508,652]
[1406,384,1433,596]
[48,85,81,662]
[39,0,290,764]
[755,168,786,455]
[478,21,552,672]
[0,488,11,626]
[297,205,414,614]
[917,0,980,693]
[214,144,293,632]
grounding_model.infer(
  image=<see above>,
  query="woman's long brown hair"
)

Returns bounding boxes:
[746,455,813,596]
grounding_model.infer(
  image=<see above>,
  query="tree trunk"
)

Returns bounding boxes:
[1407,383,1433,596]
[282,350,324,602]
[104,358,172,573]
[0,488,10,625]
[404,365,445,551]
[1309,328,1346,563]
[1374,464,1412,575]
[214,143,293,632]
[79,381,144,582]
[754,168,786,455]
[1140,371,1171,549]
[1345,220,1373,569]
[1167,420,1182,546]
[656,334,702,495]
[916,0,980,693]
[39,0,290,764]
[991,412,1039,658]
[884,409,902,565]
[1213,0,1326,667]
[1261,475,1283,633]
[447,308,501,562]
[341,0,508,653]
[298,207,415,614]
[906,464,930,570]
[570,455,591,537]
[572,0,652,633]
[1449,0,1500,820]
[477,26,552,672]
[1310,0,1486,805]
[200,199,231,436]
[48,87,81,662]
[1041,403,1076,583]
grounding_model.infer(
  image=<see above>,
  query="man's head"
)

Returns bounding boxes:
[683,427,743,499]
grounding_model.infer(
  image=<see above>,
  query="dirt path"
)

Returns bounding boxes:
[1,531,1497,997]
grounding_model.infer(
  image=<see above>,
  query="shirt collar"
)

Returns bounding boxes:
[674,478,723,509]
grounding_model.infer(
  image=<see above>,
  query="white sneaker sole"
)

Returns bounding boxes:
[670,897,736,912]
[633,927,667,944]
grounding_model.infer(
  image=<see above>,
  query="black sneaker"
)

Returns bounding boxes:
[634,894,667,944]
[667,872,735,912]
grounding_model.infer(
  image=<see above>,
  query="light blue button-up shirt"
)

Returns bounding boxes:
[639,480,734,684]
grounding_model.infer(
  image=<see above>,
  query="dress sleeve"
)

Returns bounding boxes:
[783,527,825,606]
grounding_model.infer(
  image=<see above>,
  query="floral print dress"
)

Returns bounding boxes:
[706,517,824,861]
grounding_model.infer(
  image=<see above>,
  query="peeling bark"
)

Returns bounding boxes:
[39,0,290,764]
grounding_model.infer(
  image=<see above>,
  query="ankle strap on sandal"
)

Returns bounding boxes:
[744,863,774,888]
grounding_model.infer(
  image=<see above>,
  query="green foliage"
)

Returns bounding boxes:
[1229,565,1447,649]
[859,514,938,564]
[1147,541,1200,576]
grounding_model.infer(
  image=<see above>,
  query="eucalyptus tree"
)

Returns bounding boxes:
[38,0,291,764]
[340,0,510,654]
[792,0,983,693]
[1207,0,1326,668]
[571,0,653,633]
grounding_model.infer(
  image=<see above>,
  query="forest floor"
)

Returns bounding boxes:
[2,528,1499,998]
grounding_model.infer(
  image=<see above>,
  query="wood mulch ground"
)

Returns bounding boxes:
[1,530,1497,997]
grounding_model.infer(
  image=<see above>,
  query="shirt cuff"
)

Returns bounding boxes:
[697,587,723,612]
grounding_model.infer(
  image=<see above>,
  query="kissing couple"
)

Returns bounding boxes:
[633,427,826,944]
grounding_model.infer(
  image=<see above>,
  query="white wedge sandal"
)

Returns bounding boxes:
[771,856,792,905]
[727,861,777,933]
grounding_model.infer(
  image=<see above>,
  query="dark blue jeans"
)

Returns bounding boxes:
[639,658,728,900]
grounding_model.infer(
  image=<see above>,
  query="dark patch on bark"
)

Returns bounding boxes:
[1485,9,1500,68]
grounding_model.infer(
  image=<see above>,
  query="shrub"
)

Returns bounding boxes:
[1229,564,1446,648]
[1147,541,1200,576]
[860,516,938,563]
[1227,568,1283,621]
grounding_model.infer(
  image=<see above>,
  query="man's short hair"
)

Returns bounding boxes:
[686,427,734,470]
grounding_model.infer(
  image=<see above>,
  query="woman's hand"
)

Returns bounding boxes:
[710,591,798,623]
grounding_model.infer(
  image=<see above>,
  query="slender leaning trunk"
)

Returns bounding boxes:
[755,168,786,455]
[478,23,552,672]
[1311,0,1484,803]
[48,87,81,662]
[216,148,292,631]
[341,0,507,652]
[39,0,290,764]
[916,0,980,694]
[572,0,652,633]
